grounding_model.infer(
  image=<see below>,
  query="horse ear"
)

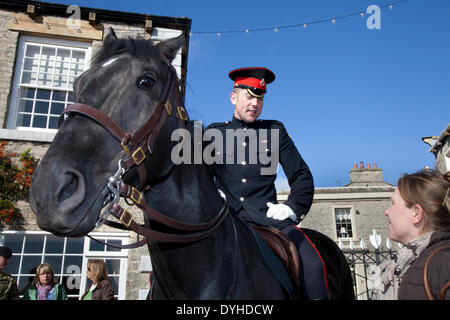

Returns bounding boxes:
[104,27,118,44]
[156,34,186,63]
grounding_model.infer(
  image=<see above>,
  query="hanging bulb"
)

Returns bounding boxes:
[331,18,336,24]
[360,12,365,18]
[274,27,279,32]
[389,4,393,10]
[189,32,193,37]
[303,23,307,28]
[217,32,221,37]
[245,29,249,34]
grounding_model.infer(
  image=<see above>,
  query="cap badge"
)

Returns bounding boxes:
[260,79,266,87]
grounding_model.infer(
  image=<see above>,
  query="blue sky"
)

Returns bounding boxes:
[49,0,449,188]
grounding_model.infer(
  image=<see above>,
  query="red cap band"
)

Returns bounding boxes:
[234,77,266,90]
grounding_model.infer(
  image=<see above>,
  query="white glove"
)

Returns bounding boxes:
[266,202,297,221]
[218,189,227,201]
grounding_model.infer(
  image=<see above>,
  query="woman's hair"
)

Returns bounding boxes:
[32,262,56,286]
[87,259,109,283]
[397,169,450,232]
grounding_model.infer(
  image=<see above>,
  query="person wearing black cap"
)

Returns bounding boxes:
[0,245,19,300]
[205,67,328,299]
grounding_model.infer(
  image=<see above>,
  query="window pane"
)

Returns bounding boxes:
[25,45,40,58]
[71,50,85,64]
[18,275,34,294]
[63,256,83,274]
[24,235,44,253]
[20,88,35,99]
[3,234,23,254]
[4,255,20,274]
[21,255,42,274]
[36,88,51,101]
[50,102,65,115]
[23,58,38,72]
[105,259,121,276]
[48,116,59,129]
[66,238,84,254]
[41,46,55,60]
[16,114,31,127]
[56,48,71,62]
[43,255,63,274]
[109,275,119,296]
[18,99,33,113]
[35,101,49,114]
[21,71,36,85]
[89,239,105,252]
[106,240,122,252]
[45,236,64,254]
[52,90,66,101]
[67,92,74,103]
[32,115,47,128]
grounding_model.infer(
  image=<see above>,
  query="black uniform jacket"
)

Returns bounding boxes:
[205,116,314,229]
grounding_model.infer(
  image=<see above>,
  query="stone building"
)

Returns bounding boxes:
[0,1,191,300]
[279,162,395,246]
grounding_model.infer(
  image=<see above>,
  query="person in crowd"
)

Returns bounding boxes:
[23,262,68,300]
[0,245,19,300]
[371,169,450,300]
[81,259,115,300]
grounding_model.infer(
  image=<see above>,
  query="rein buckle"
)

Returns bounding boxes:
[176,106,188,121]
[119,209,134,228]
[132,147,146,166]
[164,100,172,116]
[130,187,142,205]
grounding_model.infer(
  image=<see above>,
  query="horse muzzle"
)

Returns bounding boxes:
[30,162,94,236]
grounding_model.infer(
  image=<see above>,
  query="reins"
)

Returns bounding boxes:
[58,61,229,249]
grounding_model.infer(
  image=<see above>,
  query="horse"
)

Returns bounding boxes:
[29,28,354,300]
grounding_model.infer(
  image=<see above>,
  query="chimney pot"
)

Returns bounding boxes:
[367,163,371,169]
[353,163,357,169]
[373,163,377,168]
[360,162,364,169]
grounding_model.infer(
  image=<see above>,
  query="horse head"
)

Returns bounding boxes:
[30,28,187,237]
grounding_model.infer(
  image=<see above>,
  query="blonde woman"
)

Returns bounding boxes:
[81,259,114,300]
[23,263,68,300]
[371,169,450,300]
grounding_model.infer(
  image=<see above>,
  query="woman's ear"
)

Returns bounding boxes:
[412,204,424,224]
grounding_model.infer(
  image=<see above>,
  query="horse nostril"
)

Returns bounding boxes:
[55,169,86,214]
[58,172,78,203]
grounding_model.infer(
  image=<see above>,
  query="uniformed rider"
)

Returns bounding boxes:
[205,67,328,300]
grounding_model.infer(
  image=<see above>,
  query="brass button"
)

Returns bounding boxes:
[242,178,247,183]
[240,197,245,202]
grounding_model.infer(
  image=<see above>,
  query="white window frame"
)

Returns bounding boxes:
[4,35,91,141]
[333,206,357,241]
[0,230,129,300]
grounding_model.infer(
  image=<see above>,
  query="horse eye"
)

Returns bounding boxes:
[137,76,155,88]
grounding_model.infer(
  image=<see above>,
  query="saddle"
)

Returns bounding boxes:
[251,224,301,286]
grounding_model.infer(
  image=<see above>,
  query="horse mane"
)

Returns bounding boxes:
[92,36,160,66]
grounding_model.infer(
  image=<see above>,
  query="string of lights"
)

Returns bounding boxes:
[189,0,414,37]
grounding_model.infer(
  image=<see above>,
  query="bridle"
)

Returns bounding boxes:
[58,59,229,249]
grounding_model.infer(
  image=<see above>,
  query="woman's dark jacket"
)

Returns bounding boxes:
[399,230,450,300]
